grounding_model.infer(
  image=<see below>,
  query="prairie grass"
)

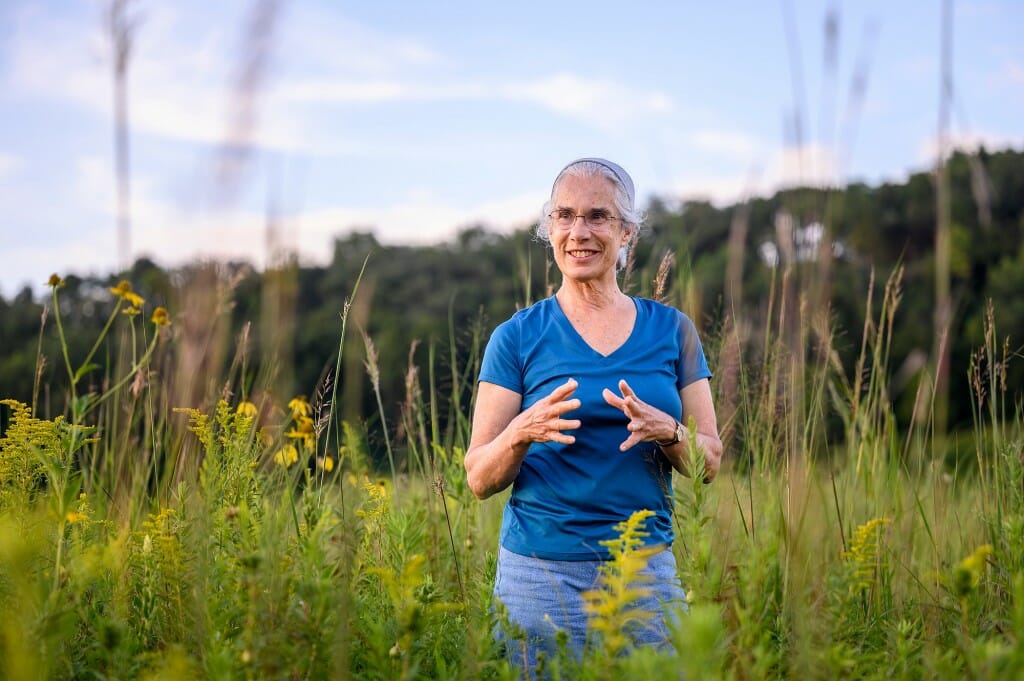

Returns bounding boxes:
[0,261,1021,680]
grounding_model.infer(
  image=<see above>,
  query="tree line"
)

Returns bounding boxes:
[2,147,1022,463]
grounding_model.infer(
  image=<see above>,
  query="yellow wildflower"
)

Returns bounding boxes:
[288,396,311,419]
[273,444,299,467]
[48,273,65,288]
[843,517,892,596]
[953,544,993,598]
[109,280,145,307]
[122,306,141,317]
[285,415,316,449]
[236,401,258,418]
[65,511,87,524]
[317,454,335,472]
[109,280,131,297]
[151,306,171,326]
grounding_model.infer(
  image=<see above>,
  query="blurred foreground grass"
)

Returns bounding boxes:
[1,268,1022,679]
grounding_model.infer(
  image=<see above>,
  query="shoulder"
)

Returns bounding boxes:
[515,296,558,321]
[633,297,694,327]
[487,297,557,345]
[493,297,556,332]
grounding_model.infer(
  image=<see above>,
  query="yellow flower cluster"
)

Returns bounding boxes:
[952,543,993,598]
[355,476,390,522]
[285,415,315,450]
[844,517,891,594]
[236,401,258,418]
[260,396,336,473]
[582,509,658,657]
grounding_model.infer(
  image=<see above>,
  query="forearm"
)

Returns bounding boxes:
[464,425,530,500]
[659,425,722,479]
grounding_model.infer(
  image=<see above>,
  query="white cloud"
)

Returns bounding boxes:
[674,171,764,207]
[917,129,1024,164]
[5,3,302,151]
[771,143,842,188]
[294,189,545,255]
[280,79,410,104]
[12,167,546,293]
[279,71,676,135]
[669,143,843,206]
[690,129,761,158]
[501,73,674,132]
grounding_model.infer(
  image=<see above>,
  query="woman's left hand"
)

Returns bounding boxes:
[601,379,677,452]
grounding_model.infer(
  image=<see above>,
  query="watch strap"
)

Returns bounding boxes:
[655,420,683,447]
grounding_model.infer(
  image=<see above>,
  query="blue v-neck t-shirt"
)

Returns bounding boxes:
[478,296,712,560]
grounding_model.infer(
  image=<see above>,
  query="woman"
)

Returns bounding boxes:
[464,157,723,672]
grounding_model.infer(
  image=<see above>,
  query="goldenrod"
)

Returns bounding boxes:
[236,401,258,418]
[953,544,993,598]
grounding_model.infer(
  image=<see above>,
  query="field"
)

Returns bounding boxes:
[1,268,1022,680]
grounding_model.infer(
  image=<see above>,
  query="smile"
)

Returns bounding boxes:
[568,250,598,258]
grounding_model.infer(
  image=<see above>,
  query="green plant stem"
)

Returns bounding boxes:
[52,287,78,412]
[79,330,160,421]
[80,301,124,380]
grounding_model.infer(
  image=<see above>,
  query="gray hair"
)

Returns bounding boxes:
[535,160,645,270]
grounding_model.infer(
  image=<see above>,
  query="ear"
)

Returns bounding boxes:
[620,225,636,246]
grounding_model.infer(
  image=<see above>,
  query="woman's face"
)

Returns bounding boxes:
[549,173,632,285]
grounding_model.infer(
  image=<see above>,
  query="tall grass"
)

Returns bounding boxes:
[0,257,1022,680]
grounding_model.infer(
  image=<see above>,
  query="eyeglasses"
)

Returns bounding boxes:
[547,208,623,230]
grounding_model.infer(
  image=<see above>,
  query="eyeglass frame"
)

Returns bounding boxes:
[546,208,626,230]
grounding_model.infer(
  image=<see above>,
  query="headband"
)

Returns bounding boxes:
[554,157,635,210]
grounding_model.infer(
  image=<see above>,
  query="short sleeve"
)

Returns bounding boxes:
[676,313,712,390]
[478,317,524,395]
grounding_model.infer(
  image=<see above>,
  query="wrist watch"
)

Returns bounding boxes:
[655,420,686,447]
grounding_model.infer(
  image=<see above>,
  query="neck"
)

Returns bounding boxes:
[556,279,626,313]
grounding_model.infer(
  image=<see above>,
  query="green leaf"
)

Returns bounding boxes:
[73,362,100,383]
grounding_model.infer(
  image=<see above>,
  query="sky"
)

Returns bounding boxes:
[1,0,1022,297]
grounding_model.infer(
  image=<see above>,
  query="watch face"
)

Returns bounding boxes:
[675,423,685,443]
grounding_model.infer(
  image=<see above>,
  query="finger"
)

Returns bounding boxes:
[548,378,578,401]
[602,387,625,410]
[618,379,636,398]
[619,433,642,452]
[556,419,581,431]
[621,396,643,419]
[553,398,581,415]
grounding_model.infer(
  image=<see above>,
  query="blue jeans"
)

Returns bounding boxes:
[493,545,686,674]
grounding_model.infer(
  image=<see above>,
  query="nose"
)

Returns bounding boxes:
[567,214,591,237]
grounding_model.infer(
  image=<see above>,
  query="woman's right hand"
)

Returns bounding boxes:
[508,378,582,449]
[464,378,581,499]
